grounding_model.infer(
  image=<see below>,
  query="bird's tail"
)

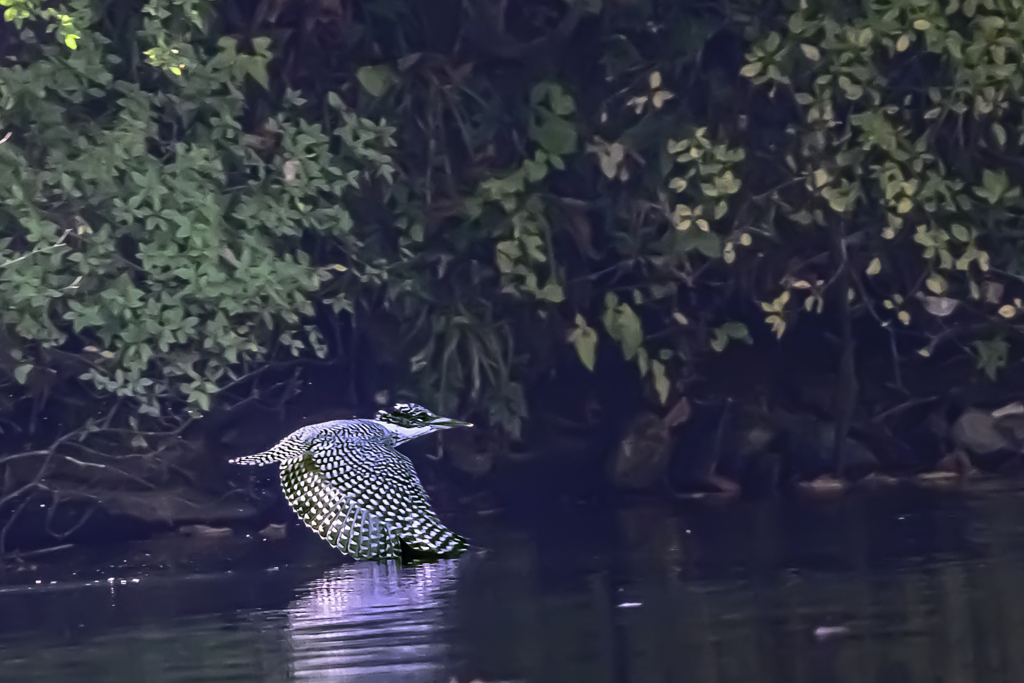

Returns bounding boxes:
[229,435,309,466]
[400,510,469,558]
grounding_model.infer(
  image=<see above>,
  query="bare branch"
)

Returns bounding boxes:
[0,229,71,269]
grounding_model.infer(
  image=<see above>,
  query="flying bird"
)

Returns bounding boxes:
[231,403,472,562]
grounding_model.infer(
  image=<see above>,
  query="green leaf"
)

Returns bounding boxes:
[538,282,564,303]
[710,329,728,352]
[651,360,670,404]
[973,338,1008,381]
[680,229,722,258]
[800,44,820,61]
[615,303,643,360]
[992,123,1007,147]
[926,274,947,294]
[195,390,211,412]
[740,62,762,78]
[549,88,575,117]
[14,364,32,385]
[531,114,577,157]
[573,324,598,371]
[981,169,1008,203]
[719,321,750,341]
[356,64,395,97]
[246,59,269,90]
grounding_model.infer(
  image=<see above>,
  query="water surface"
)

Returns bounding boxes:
[3,487,1024,683]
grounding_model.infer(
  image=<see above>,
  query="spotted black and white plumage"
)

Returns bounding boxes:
[230,403,472,562]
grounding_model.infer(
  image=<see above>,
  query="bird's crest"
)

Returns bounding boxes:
[375,402,437,427]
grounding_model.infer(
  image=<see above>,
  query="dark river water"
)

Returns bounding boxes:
[3,486,1024,683]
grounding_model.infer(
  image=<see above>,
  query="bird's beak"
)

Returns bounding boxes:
[433,418,473,428]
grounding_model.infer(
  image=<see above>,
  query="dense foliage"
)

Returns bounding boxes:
[3,0,1024,514]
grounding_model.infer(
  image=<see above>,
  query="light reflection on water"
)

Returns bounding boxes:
[1,490,1024,683]
[285,560,460,681]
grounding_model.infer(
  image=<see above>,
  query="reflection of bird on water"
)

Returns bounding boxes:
[231,403,472,562]
[285,561,461,682]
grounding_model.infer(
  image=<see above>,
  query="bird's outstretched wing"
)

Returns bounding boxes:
[284,440,467,560]
[280,453,401,560]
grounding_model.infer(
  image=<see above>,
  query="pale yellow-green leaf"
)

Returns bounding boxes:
[767,314,786,338]
[649,71,662,89]
[896,197,913,214]
[978,251,990,271]
[572,324,598,371]
[898,310,911,325]
[896,34,911,52]
[913,19,931,30]
[613,303,644,361]
[740,62,762,78]
[652,90,673,108]
[866,257,882,276]
[14,364,32,385]
[598,142,624,179]
[925,274,946,294]
[993,123,1007,147]
[998,304,1016,319]
[739,233,752,246]
[696,218,709,232]
[651,360,670,405]
[800,44,820,61]
[723,242,736,264]
[813,168,829,188]
[792,280,811,289]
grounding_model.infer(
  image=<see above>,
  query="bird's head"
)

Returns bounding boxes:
[373,403,473,443]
